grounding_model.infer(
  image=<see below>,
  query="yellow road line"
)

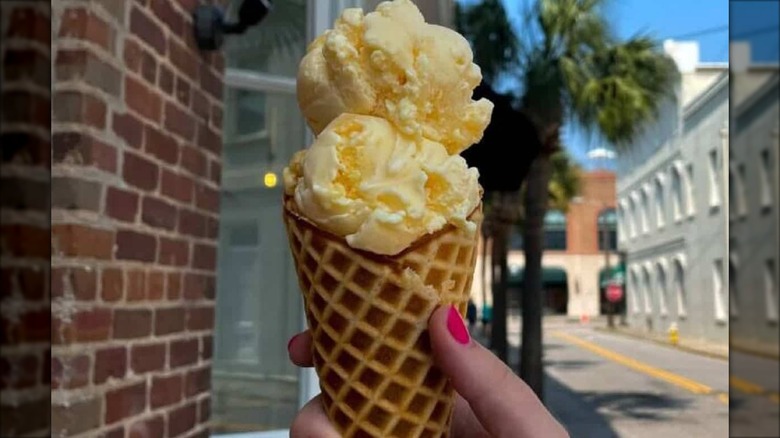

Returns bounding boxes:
[770,393,780,404]
[552,331,714,395]
[717,393,729,404]
[730,376,764,394]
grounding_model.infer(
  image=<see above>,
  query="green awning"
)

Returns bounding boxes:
[599,263,626,287]
[507,266,567,286]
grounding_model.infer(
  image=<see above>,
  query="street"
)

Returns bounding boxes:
[472,315,772,438]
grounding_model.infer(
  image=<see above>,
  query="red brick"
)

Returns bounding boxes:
[185,366,210,397]
[51,267,96,300]
[159,237,190,266]
[168,402,197,437]
[53,90,107,129]
[103,426,125,438]
[142,196,178,231]
[175,75,191,107]
[159,64,174,95]
[116,229,157,262]
[52,132,118,173]
[1,224,49,258]
[200,64,222,99]
[210,103,223,129]
[52,224,113,259]
[53,308,112,344]
[58,8,113,52]
[123,151,159,191]
[151,0,185,36]
[181,146,207,176]
[105,381,147,424]
[112,111,144,149]
[144,124,179,164]
[161,169,194,204]
[7,354,39,389]
[0,267,45,301]
[183,273,214,300]
[197,123,220,155]
[198,396,211,423]
[101,268,124,302]
[51,176,103,212]
[123,38,143,74]
[112,309,152,339]
[187,306,214,331]
[105,186,139,222]
[178,208,206,237]
[209,159,221,185]
[52,396,102,436]
[6,7,50,43]
[148,271,165,301]
[55,49,122,98]
[195,184,220,213]
[130,342,166,373]
[125,75,162,122]
[168,272,182,300]
[165,101,196,141]
[190,88,209,121]
[126,269,146,301]
[192,244,216,271]
[0,131,50,167]
[1,90,50,127]
[170,338,198,367]
[155,307,185,335]
[129,415,165,438]
[129,6,165,55]
[151,374,183,409]
[139,48,158,84]
[169,38,199,81]
[51,354,90,389]
[94,346,127,384]
[201,335,213,360]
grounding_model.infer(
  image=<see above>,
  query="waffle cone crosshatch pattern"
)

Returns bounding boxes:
[283,197,483,437]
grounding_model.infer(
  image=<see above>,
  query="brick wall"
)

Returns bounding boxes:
[0,1,52,436]
[51,0,223,436]
[566,171,616,254]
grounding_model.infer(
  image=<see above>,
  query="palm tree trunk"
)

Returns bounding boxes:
[520,154,553,402]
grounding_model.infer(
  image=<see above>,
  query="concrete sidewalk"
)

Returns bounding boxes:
[591,323,729,360]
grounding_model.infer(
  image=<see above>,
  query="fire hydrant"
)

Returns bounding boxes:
[668,323,679,346]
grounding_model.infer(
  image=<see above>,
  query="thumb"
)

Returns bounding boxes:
[428,305,568,438]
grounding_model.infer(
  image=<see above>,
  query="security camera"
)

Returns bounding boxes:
[193,0,273,51]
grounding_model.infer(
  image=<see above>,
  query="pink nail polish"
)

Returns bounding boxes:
[287,334,299,351]
[446,305,470,345]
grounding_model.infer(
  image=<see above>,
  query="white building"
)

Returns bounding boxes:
[729,43,780,357]
[616,41,730,345]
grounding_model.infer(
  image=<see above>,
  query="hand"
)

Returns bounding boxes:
[287,305,569,438]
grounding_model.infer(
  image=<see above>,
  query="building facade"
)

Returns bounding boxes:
[616,41,730,345]
[729,43,780,358]
[471,171,618,319]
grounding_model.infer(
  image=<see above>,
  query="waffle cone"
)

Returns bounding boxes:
[283,197,482,437]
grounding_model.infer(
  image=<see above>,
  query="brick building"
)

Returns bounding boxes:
[471,170,618,319]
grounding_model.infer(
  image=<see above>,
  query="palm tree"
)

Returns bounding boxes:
[516,0,679,400]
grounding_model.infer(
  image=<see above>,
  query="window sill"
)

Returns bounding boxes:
[715,316,728,326]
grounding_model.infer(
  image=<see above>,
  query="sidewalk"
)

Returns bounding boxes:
[592,322,729,360]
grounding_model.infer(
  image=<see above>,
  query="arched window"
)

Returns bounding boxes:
[629,268,641,314]
[629,194,639,238]
[654,177,665,228]
[597,208,617,251]
[656,261,668,316]
[642,265,653,313]
[671,167,683,221]
[544,210,567,250]
[730,253,738,319]
[673,256,687,318]
[640,189,650,234]
[713,258,727,323]
[617,203,626,243]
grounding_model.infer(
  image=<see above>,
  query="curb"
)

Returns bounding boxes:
[594,326,729,361]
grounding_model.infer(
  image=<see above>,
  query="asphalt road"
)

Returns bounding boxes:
[473,316,759,438]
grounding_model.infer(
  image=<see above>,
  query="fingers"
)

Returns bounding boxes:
[288,330,314,367]
[290,394,341,438]
[451,394,491,438]
[429,306,569,438]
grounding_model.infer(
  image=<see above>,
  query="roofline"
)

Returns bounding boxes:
[683,72,729,118]
[696,62,729,70]
[735,73,780,117]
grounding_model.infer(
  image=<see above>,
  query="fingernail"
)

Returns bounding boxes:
[287,334,299,351]
[446,305,470,345]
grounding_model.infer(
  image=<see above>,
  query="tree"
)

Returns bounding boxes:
[516,0,679,401]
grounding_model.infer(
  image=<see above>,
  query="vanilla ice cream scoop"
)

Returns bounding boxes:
[297,0,493,155]
[283,113,480,256]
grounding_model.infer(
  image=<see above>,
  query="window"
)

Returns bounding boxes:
[654,178,665,228]
[766,259,778,323]
[628,198,638,239]
[629,269,641,314]
[760,148,773,210]
[642,266,653,314]
[674,257,687,318]
[543,210,567,250]
[737,164,748,217]
[730,255,738,319]
[685,163,696,217]
[597,208,617,251]
[713,259,727,323]
[617,204,626,244]
[708,149,721,208]
[671,168,683,221]
[656,262,668,316]
[640,188,650,234]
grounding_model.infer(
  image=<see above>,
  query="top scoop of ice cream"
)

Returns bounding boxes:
[296,0,493,155]
[283,113,480,256]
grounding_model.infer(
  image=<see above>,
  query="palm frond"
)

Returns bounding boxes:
[455,0,520,85]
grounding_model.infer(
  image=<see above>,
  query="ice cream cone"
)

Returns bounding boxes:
[283,196,483,438]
